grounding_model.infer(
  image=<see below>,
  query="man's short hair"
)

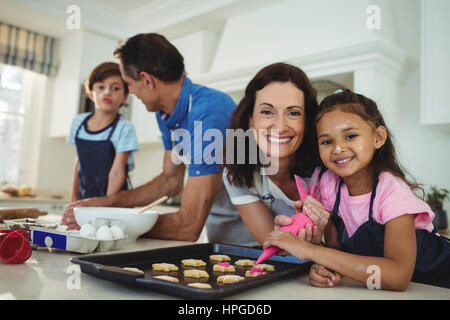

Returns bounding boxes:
[114,33,185,83]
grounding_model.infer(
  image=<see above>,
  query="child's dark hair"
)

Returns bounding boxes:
[85,62,129,96]
[315,89,422,193]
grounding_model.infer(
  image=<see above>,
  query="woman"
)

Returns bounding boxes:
[223,62,327,246]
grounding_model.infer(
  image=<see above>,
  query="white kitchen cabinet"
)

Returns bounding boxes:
[420,0,450,125]
[130,96,162,144]
[49,30,120,138]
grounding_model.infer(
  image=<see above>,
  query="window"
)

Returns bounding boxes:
[0,63,25,184]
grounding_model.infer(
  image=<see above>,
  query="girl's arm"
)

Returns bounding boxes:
[71,158,80,202]
[106,151,130,196]
[267,214,417,291]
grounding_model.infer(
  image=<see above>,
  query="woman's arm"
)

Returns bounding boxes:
[237,201,277,245]
[71,158,80,202]
[106,151,130,196]
[267,214,417,291]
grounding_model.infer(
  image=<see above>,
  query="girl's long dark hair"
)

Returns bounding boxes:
[224,62,321,188]
[315,89,422,193]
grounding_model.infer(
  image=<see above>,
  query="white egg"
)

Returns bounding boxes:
[110,225,124,239]
[96,225,114,240]
[79,224,96,238]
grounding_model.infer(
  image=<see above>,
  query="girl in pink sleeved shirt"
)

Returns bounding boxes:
[265,89,450,290]
[319,170,436,239]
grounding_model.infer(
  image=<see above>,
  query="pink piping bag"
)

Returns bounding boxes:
[250,167,321,272]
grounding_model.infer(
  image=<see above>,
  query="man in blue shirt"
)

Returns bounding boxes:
[63,33,256,245]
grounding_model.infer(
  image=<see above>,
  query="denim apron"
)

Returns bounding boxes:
[75,114,128,199]
[331,176,450,288]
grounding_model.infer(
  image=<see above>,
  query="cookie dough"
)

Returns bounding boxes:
[122,267,145,275]
[183,269,210,278]
[217,275,245,284]
[235,259,256,267]
[154,275,179,283]
[187,283,212,289]
[213,262,235,273]
[181,259,207,267]
[255,264,275,272]
[245,269,266,277]
[209,254,231,261]
[152,263,179,272]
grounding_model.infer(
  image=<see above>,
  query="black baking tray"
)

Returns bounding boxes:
[71,243,312,299]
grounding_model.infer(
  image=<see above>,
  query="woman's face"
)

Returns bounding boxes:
[250,81,306,159]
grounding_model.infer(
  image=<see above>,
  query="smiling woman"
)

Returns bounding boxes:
[222,62,326,246]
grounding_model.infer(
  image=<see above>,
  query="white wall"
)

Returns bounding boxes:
[394,1,450,218]
[170,0,450,215]
[210,0,387,73]
[17,0,450,219]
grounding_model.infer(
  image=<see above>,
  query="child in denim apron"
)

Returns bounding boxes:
[265,90,450,290]
[67,62,138,200]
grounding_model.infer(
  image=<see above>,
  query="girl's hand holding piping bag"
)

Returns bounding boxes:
[270,196,330,249]
[264,227,344,288]
[301,197,343,287]
[268,198,342,288]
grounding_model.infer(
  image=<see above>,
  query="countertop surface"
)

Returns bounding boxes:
[1,238,449,300]
[1,210,449,300]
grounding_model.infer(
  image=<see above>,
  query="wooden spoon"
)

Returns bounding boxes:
[137,196,168,214]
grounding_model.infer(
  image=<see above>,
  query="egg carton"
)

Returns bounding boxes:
[31,227,127,254]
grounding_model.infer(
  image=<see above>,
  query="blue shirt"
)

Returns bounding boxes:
[67,113,139,171]
[156,76,236,177]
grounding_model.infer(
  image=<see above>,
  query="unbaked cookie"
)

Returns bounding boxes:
[209,254,231,261]
[181,259,207,267]
[217,275,245,284]
[245,269,266,277]
[183,269,210,278]
[213,262,235,273]
[152,263,179,272]
[255,264,275,272]
[187,283,212,289]
[122,267,145,275]
[235,259,256,267]
[154,275,179,283]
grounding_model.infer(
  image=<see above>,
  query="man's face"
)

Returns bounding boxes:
[119,61,159,112]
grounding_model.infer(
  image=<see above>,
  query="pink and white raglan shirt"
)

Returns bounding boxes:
[319,170,436,238]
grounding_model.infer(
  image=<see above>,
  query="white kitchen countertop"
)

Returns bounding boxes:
[1,236,449,300]
[1,209,449,300]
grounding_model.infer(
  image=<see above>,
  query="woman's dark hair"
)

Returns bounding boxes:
[85,62,129,95]
[114,33,184,83]
[224,62,321,188]
[315,89,421,192]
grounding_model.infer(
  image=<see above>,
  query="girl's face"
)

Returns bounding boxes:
[250,81,306,159]
[316,108,386,180]
[90,75,128,113]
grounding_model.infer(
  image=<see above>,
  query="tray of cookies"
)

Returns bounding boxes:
[71,243,312,299]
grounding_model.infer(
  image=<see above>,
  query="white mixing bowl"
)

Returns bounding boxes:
[74,207,160,243]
